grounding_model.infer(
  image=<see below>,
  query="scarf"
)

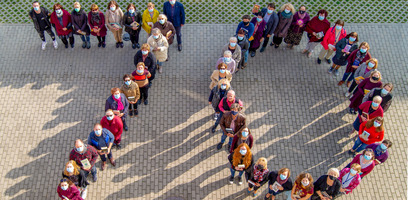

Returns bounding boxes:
[281,11,292,19]
[355,50,366,63]
[253,165,269,182]
[277,174,288,185]
[297,11,306,19]
[91,12,100,24]
[113,95,124,110]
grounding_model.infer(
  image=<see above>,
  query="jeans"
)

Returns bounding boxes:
[38,28,56,41]
[230,167,244,178]
[83,166,97,178]
[305,41,320,52]
[341,72,354,82]
[220,131,233,146]
[353,116,361,131]
[175,26,182,45]
[213,112,223,129]
[99,151,113,162]
[352,137,368,152]
[80,35,90,42]
[129,103,138,111]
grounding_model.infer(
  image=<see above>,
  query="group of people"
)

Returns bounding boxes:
[208,2,395,200]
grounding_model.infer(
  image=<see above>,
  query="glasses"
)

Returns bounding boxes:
[106,115,113,117]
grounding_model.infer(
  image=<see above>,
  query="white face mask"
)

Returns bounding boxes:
[61,185,68,190]
[66,166,74,173]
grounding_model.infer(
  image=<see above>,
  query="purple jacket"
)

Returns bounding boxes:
[289,11,310,33]
[366,143,389,165]
[249,17,266,49]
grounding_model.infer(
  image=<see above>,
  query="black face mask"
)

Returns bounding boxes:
[243,21,249,26]
[257,164,264,170]
[328,175,335,180]
[372,76,379,81]
[299,10,306,14]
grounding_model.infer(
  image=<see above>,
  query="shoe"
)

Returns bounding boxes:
[81,188,88,199]
[65,44,69,48]
[132,43,136,49]
[250,51,256,57]
[98,42,102,47]
[41,41,46,50]
[346,81,352,88]
[264,194,271,200]
[124,125,128,131]
[338,80,345,86]
[144,99,148,105]
[307,52,312,58]
[101,161,106,171]
[229,176,234,184]
[129,109,134,117]
[134,109,138,116]
[274,44,279,49]
[178,44,182,51]
[102,42,106,48]
[260,47,265,52]
[216,142,223,150]
[226,144,231,151]
[253,192,258,197]
[327,67,333,74]
[86,41,91,49]
[214,113,218,120]
[116,43,120,48]
[116,144,122,149]
[348,108,354,114]
[353,110,357,115]
[287,44,294,49]
[82,42,87,48]
[348,129,356,136]
[148,82,152,88]
[120,42,124,48]
[348,150,355,155]
[334,69,339,76]
[211,125,216,133]
[92,175,97,182]
[136,99,142,105]
[109,158,116,166]
[53,40,58,49]
[241,63,247,69]
[136,43,140,48]
[158,66,163,73]
[247,188,252,194]
[302,49,308,54]
[269,42,274,46]
[345,91,351,97]
[238,176,243,185]
[71,44,74,48]
[326,58,331,64]
[317,58,322,64]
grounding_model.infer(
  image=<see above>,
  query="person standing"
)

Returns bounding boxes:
[134,44,157,86]
[153,14,176,46]
[105,88,130,131]
[50,3,75,49]
[284,5,310,49]
[163,0,185,51]
[69,139,99,182]
[120,74,140,117]
[366,139,392,165]
[147,28,169,73]
[105,0,124,48]
[29,1,58,50]
[310,168,341,200]
[362,83,394,112]
[271,3,295,49]
[264,168,294,200]
[221,37,242,66]
[211,90,243,133]
[303,10,330,57]
[209,79,231,121]
[317,20,347,64]
[57,179,84,200]
[88,4,107,48]
[349,117,385,154]
[228,143,254,185]
[338,42,372,87]
[349,97,383,136]
[101,109,123,149]
[327,32,359,76]
[87,123,116,171]
[123,3,142,49]
[246,157,270,197]
[236,15,254,40]
[348,71,382,114]
[253,3,279,53]
[236,30,250,69]
[230,127,253,153]
[132,63,152,105]
[338,164,362,195]
[71,2,91,49]
[62,160,89,199]
[217,103,246,150]
[142,2,160,35]
[248,13,267,57]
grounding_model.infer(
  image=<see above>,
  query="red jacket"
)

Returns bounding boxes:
[321,26,347,50]
[358,121,384,145]
[87,11,107,37]
[348,154,375,178]
[358,101,383,123]
[100,115,123,139]
[345,49,372,73]
[50,9,73,36]
[57,185,83,200]
[305,16,330,42]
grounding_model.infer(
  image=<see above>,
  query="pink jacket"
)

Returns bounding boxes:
[321,26,347,50]
[338,168,361,194]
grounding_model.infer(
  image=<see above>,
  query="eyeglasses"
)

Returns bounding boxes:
[106,115,113,117]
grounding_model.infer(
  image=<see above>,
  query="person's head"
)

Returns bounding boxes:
[141,43,150,54]
[64,160,80,176]
[242,15,251,24]
[350,163,362,175]
[110,87,121,98]
[381,139,393,149]
[382,83,394,95]
[73,2,81,12]
[90,4,99,13]
[93,123,103,136]
[366,116,384,132]
[107,0,119,11]
[361,148,375,161]
[317,9,328,20]
[223,50,232,63]
[359,42,370,53]
[217,78,230,90]
[229,37,238,47]
[53,3,63,11]
[105,109,114,121]
[151,28,161,39]
[255,157,268,171]
[369,70,381,82]
[365,58,378,69]
[256,12,264,22]
[59,179,73,191]
[295,173,313,190]
[127,3,136,12]
[278,168,291,180]
[136,62,145,72]
[230,103,241,113]
[217,63,228,71]
[298,5,306,13]
[147,2,155,11]
[371,95,382,109]
[346,32,359,43]
[123,74,132,86]
[235,143,251,158]
[74,139,85,152]
[267,3,276,11]
[239,127,250,139]
[280,3,295,14]
[237,29,246,40]
[169,0,177,5]
[158,14,168,24]
[334,19,345,30]
[327,168,340,179]
[32,1,41,11]
[227,90,236,102]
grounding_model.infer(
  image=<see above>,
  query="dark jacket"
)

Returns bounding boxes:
[87,128,114,150]
[267,171,293,191]
[245,166,270,186]
[62,170,89,188]
[237,35,249,54]
[311,175,341,200]
[134,51,157,71]
[71,9,90,35]
[29,7,52,32]
[69,145,98,170]
[230,133,254,153]
[220,111,246,135]
[123,11,142,34]
[274,11,293,38]
[153,21,176,45]
[209,86,230,111]
[254,8,279,37]
[105,93,129,118]
[87,11,107,37]
[345,49,372,73]
[163,1,185,27]
[332,38,359,66]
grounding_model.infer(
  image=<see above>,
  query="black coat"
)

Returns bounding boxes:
[134,51,156,71]
[123,11,142,35]
[29,7,52,32]
[267,171,293,191]
[71,9,91,35]
[62,170,89,188]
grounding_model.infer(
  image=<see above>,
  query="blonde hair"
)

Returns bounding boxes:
[359,42,370,50]
[73,2,80,7]
[255,157,268,169]
[351,163,362,173]
[90,3,99,11]
[366,58,378,69]
[141,43,150,51]
[370,70,382,81]
[327,168,340,178]
[147,2,154,8]
[158,14,167,21]
[217,78,230,89]
[280,3,295,14]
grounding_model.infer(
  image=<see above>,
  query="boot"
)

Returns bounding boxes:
[338,80,345,86]
[101,161,106,170]
[109,158,116,166]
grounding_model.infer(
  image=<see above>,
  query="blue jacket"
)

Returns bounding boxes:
[236,22,254,39]
[163,1,185,27]
[255,8,279,37]
[88,128,114,150]
[105,93,129,118]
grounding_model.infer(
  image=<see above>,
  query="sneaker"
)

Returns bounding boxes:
[216,142,223,150]
[144,99,148,105]
[229,176,234,184]
[82,42,87,48]
[41,41,46,50]
[53,40,58,49]
[250,51,256,57]
[120,42,124,48]
[307,52,312,58]
[327,67,334,74]
[81,188,87,199]
[92,175,97,182]
[98,42,102,47]
[345,91,351,97]
[136,43,140,48]
[326,58,331,64]
[238,176,243,185]
[214,113,218,120]
[260,46,265,52]
[86,41,91,49]
[302,49,308,54]
[334,69,339,76]
[317,58,322,64]
[102,42,106,48]
[132,43,136,49]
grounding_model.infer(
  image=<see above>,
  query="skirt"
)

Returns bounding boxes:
[284,28,303,45]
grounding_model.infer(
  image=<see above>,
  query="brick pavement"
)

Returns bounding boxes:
[0,24,407,200]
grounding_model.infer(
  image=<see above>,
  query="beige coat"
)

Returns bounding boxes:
[209,70,232,89]
[120,81,140,103]
[105,8,124,31]
[147,34,169,62]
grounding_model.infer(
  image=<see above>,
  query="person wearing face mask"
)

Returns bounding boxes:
[62,160,89,199]
[317,20,347,64]
[142,2,159,35]
[209,79,231,121]
[366,139,392,165]
[105,0,124,48]
[134,44,157,86]
[349,96,383,135]
[338,42,372,87]
[71,2,91,49]
[303,10,330,58]
[57,179,84,200]
[236,15,255,40]
[147,28,169,73]
[101,109,123,149]
[132,62,152,105]
[69,139,99,182]
[362,83,394,112]
[236,29,250,69]
[246,157,269,197]
[221,37,242,66]
[310,168,341,200]
[328,32,359,76]
[345,149,375,178]
[120,74,140,117]
[210,63,232,90]
[271,3,295,49]
[153,14,176,46]
[50,3,75,49]
[338,163,362,195]
[283,5,310,49]
[123,3,142,49]
[88,4,107,48]
[230,127,253,153]
[29,1,58,50]
[348,71,382,114]
[217,103,246,150]
[349,117,385,155]
[248,12,267,57]
[105,87,129,131]
[345,58,378,97]
[291,173,314,200]
[88,123,115,171]
[228,143,254,185]
[215,51,236,74]
[252,3,279,53]
[265,168,293,200]
[163,0,185,51]
[212,90,243,133]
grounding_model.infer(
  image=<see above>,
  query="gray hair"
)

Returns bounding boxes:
[373,95,382,103]
[151,28,161,35]
[227,90,235,96]
[327,168,340,178]
[158,14,167,21]
[223,50,232,57]
[229,37,238,43]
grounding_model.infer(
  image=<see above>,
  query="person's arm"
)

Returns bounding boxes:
[358,121,366,136]
[71,185,82,198]
[87,12,94,29]
[117,116,123,135]
[208,89,215,102]
[218,98,225,112]
[107,131,114,152]
[105,12,112,29]
[163,3,168,17]
[230,135,238,153]
[280,17,292,37]
[134,84,140,101]
[227,72,232,82]
[122,96,129,115]
[180,3,185,25]
[259,172,270,185]
[80,13,88,31]
[118,8,124,26]
[105,99,110,111]
[248,135,254,149]
[235,47,241,64]
[357,78,367,94]
[235,22,242,35]
[230,61,236,74]
[360,164,374,178]
[210,71,218,83]
[137,12,142,24]
[219,113,227,134]
[247,24,254,39]
[269,14,279,35]
[89,146,99,167]
[123,14,132,28]
[238,100,244,107]
[383,98,392,112]
[362,88,375,103]
[234,116,246,135]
